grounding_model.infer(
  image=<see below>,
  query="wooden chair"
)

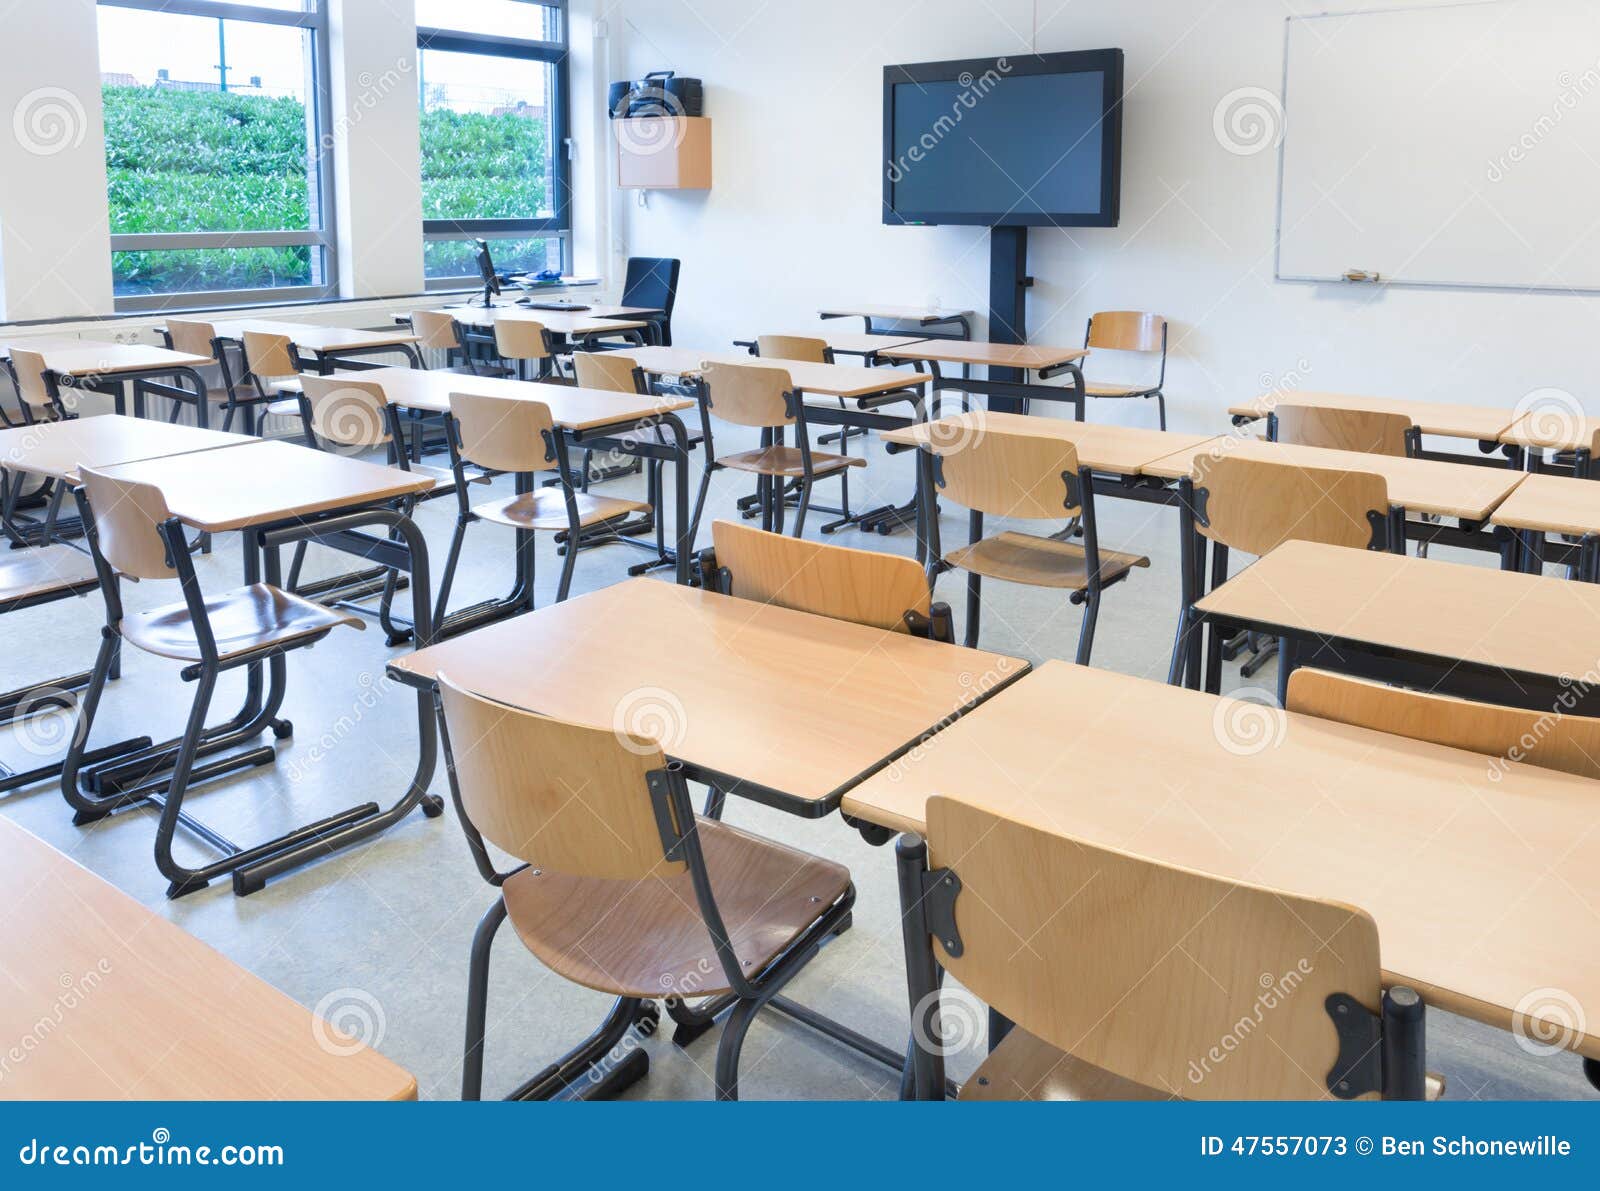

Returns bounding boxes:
[1287,668,1600,780]
[1082,312,1168,429]
[410,310,509,377]
[492,316,562,382]
[433,390,649,624]
[1170,454,1402,693]
[438,675,854,1101]
[160,318,267,434]
[5,348,64,421]
[245,331,313,435]
[926,431,1147,663]
[572,349,648,395]
[899,796,1436,1101]
[69,465,365,898]
[693,359,863,540]
[704,519,952,639]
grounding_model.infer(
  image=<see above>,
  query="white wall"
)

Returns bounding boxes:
[612,0,1600,432]
[0,0,114,322]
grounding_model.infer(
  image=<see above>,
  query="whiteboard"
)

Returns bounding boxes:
[1276,0,1600,292]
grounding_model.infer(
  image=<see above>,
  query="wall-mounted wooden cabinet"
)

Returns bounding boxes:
[615,117,712,190]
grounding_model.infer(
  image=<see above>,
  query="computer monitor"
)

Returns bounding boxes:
[473,239,501,306]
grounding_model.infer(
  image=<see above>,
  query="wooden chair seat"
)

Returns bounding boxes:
[471,488,649,532]
[0,543,100,604]
[1083,380,1155,398]
[716,445,865,478]
[410,462,488,491]
[264,397,302,420]
[500,816,851,998]
[960,1027,1444,1101]
[119,582,364,663]
[944,530,1150,590]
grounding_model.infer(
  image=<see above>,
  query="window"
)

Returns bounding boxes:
[96,0,334,310]
[417,1,569,288]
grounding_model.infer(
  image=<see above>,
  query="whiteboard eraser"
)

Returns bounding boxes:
[1342,269,1382,283]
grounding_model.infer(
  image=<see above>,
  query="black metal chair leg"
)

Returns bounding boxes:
[433,518,470,626]
[1075,589,1100,665]
[1156,391,1167,431]
[151,666,220,898]
[462,896,508,1101]
[793,477,813,539]
[963,572,982,649]
[714,997,762,1102]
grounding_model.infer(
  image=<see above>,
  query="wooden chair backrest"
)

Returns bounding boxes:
[1086,311,1165,354]
[298,374,392,449]
[1287,668,1600,782]
[1275,405,1412,458]
[437,675,682,881]
[573,351,642,394]
[932,431,1082,520]
[756,335,828,364]
[242,331,297,383]
[449,391,557,473]
[164,318,217,360]
[926,795,1382,1100]
[78,465,179,581]
[700,359,794,429]
[410,310,460,353]
[711,520,930,632]
[1193,455,1389,556]
[492,317,550,361]
[8,349,54,410]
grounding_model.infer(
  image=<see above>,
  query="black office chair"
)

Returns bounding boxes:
[621,257,680,346]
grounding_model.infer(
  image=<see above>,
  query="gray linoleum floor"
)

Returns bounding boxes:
[0,416,1591,1102]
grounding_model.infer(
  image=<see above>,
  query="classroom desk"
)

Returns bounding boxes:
[876,340,1090,420]
[205,319,423,372]
[1227,388,1523,460]
[1191,539,1600,712]
[286,366,699,589]
[730,330,932,360]
[0,816,416,1099]
[840,660,1600,1074]
[1490,471,1600,577]
[388,577,1029,816]
[818,303,974,340]
[428,305,651,342]
[2,340,217,427]
[1147,435,1526,522]
[1499,412,1600,474]
[70,440,442,896]
[0,414,245,486]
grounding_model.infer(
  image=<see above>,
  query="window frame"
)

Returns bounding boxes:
[99,0,339,312]
[417,0,571,291]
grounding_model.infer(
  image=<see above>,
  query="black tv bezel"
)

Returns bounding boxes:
[882,49,1124,228]
[473,238,501,295]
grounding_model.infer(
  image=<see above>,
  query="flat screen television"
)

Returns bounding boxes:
[882,50,1123,227]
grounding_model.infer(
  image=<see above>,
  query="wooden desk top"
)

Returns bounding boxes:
[292,367,692,432]
[429,306,649,336]
[0,415,249,483]
[390,578,1029,809]
[0,816,415,1099]
[1146,436,1526,519]
[1196,539,1600,680]
[877,340,1088,371]
[879,412,1223,479]
[818,303,973,324]
[1489,472,1600,536]
[1,340,213,377]
[627,350,932,400]
[1499,412,1600,455]
[735,331,933,356]
[840,660,1600,1059]
[97,439,434,533]
[1227,389,1521,442]
[207,319,419,354]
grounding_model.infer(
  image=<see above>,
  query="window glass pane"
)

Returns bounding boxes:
[415,1,559,40]
[112,246,324,298]
[424,236,560,281]
[99,8,319,236]
[419,49,555,221]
